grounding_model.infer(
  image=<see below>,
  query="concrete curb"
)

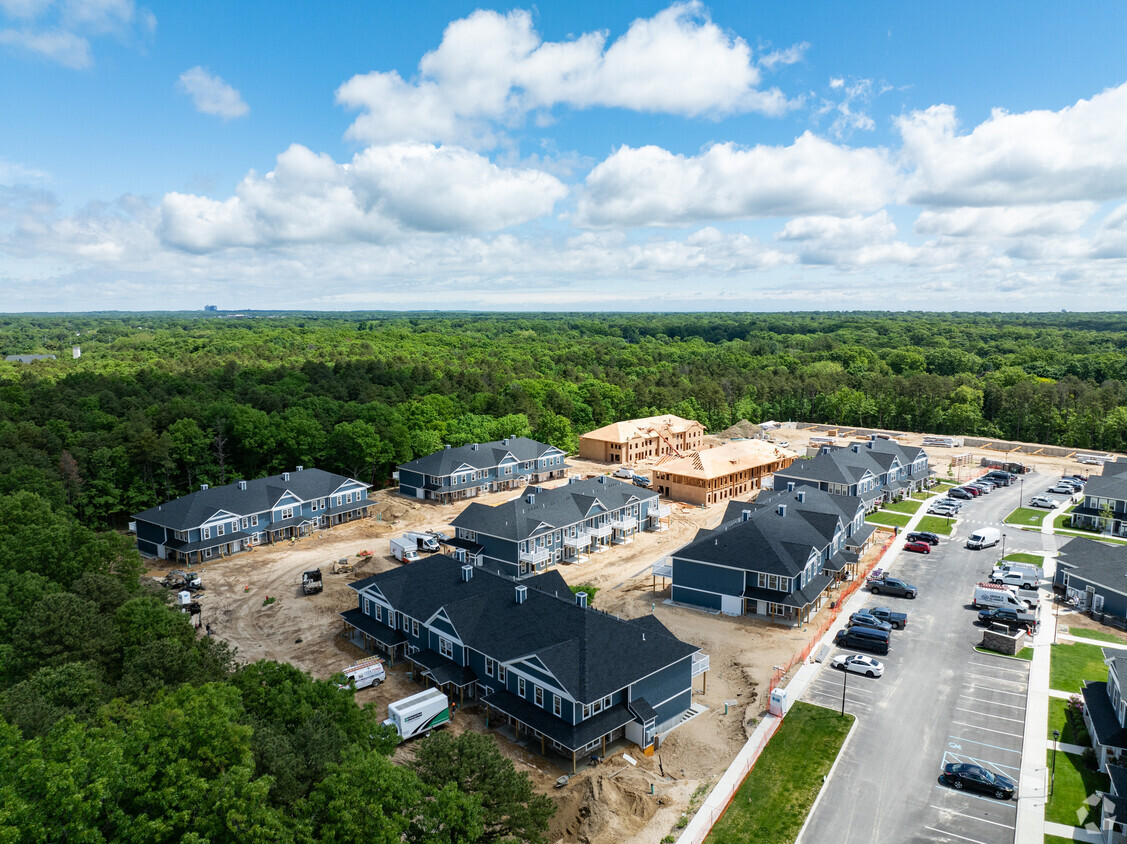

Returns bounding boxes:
[793,714,858,844]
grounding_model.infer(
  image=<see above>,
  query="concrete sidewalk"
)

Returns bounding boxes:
[1044,820,1103,842]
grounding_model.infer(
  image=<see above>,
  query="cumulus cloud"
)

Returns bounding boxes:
[575,134,897,227]
[177,66,249,120]
[898,82,1127,206]
[914,203,1097,238]
[0,0,152,67]
[337,2,793,147]
[158,142,568,252]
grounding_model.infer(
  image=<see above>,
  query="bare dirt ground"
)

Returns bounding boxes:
[141,429,1110,844]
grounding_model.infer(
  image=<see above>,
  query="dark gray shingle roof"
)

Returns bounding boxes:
[398,437,564,476]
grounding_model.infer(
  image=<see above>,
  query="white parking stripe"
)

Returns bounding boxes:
[948,736,1022,754]
[944,751,1021,773]
[960,694,1025,710]
[923,825,991,844]
[952,720,1023,738]
[960,684,1026,698]
[966,661,1029,675]
[954,706,1025,724]
[965,672,1027,687]
[930,803,1016,828]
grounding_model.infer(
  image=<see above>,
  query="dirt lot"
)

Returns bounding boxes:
[142,429,1109,844]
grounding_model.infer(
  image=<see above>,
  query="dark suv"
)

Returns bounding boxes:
[906,531,939,545]
[834,626,890,655]
[948,488,973,500]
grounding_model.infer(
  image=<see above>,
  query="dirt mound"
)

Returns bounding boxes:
[552,774,661,843]
[717,419,763,439]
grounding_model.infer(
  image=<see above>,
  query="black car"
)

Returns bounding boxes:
[947,488,973,500]
[906,531,940,546]
[940,763,1016,800]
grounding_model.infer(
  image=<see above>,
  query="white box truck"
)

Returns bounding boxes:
[383,688,451,741]
[404,531,440,552]
[973,582,1034,610]
[390,536,422,563]
[966,527,1001,550]
[337,656,386,690]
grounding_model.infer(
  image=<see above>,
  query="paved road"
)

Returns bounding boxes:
[801,472,1054,844]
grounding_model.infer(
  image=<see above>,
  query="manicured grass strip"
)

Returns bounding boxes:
[1051,527,1127,545]
[1047,695,1088,746]
[974,646,1033,661]
[1044,750,1108,827]
[1050,642,1110,693]
[1065,626,1127,645]
[911,491,931,501]
[1004,507,1049,527]
[1045,836,1075,844]
[930,481,955,491]
[705,703,854,844]
[865,511,911,528]
[915,516,955,536]
[1003,552,1045,567]
[882,499,922,515]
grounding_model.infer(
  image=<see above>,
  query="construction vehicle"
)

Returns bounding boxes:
[161,570,202,591]
[383,688,451,741]
[336,656,386,690]
[332,558,354,574]
[301,568,323,595]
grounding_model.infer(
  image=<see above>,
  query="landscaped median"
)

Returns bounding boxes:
[705,703,854,844]
[1049,641,1110,695]
[864,510,911,529]
[914,515,955,536]
[1003,507,1051,528]
[1001,552,1044,567]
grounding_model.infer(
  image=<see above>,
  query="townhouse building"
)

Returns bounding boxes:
[397,437,567,503]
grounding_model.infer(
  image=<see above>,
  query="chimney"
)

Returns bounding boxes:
[821,446,831,455]
[526,493,535,505]
[238,480,247,491]
[741,509,752,522]
[461,564,473,582]
[867,440,874,449]
[471,443,479,451]
[575,591,587,608]
[786,482,795,492]
[454,548,467,563]
[851,444,860,453]
[777,504,787,517]
[445,444,451,449]
[503,438,509,446]
[598,475,606,484]
[870,434,878,441]
[297,465,303,471]
[200,483,209,491]
[797,490,806,503]
[515,585,527,604]
[282,472,290,482]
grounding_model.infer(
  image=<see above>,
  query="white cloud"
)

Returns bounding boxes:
[815,77,882,139]
[337,2,793,147]
[0,26,90,67]
[158,142,567,252]
[914,203,1097,238]
[575,134,897,227]
[0,0,51,19]
[177,66,249,120]
[898,82,1127,206]
[0,0,151,67]
[758,41,808,70]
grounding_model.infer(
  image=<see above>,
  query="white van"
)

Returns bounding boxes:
[337,656,386,690]
[966,528,1001,550]
[973,583,1033,610]
[995,561,1040,578]
[990,569,1039,589]
[404,531,440,552]
[383,688,451,742]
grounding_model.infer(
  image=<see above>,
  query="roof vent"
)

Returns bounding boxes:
[471,443,479,451]
[575,591,587,608]
[445,444,451,449]
[598,475,606,484]
[871,434,879,441]
[200,483,208,491]
[461,564,473,582]
[851,444,860,453]
[867,440,874,449]
[297,465,303,471]
[515,585,527,604]
[454,548,467,563]
[282,472,290,482]
[777,504,787,517]
[786,482,795,492]
[821,446,831,455]
[526,493,535,505]
[741,509,752,522]
[796,490,806,503]
[238,480,247,491]
[503,438,509,446]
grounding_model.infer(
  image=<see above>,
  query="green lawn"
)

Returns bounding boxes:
[915,516,955,536]
[1045,837,1075,844]
[1044,750,1109,827]
[865,511,911,528]
[882,499,923,515]
[705,703,854,844]
[1065,626,1127,645]
[974,646,1033,661]
[1050,642,1110,693]
[1004,507,1049,528]
[1047,696,1088,746]
[1053,506,1078,530]
[931,481,955,492]
[1002,552,1045,567]
[911,491,931,501]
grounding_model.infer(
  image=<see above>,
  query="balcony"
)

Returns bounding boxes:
[611,515,638,532]
[587,523,612,539]
[563,529,591,548]
[692,653,710,677]
[652,504,672,519]
[519,546,551,565]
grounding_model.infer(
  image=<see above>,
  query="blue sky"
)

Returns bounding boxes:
[2,1,1127,311]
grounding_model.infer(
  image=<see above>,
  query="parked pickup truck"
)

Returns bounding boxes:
[976,607,1038,632]
[868,577,918,599]
[867,606,908,629]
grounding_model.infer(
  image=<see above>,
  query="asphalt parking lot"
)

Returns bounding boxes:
[800,474,1048,844]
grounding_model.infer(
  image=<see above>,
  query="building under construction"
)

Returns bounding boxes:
[578,414,706,464]
[652,440,797,506]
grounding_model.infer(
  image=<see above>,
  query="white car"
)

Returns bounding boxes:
[1049,484,1076,494]
[831,654,885,678]
[1029,496,1056,509]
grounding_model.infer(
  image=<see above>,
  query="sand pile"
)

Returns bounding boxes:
[717,419,764,439]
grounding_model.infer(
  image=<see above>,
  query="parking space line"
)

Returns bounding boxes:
[966,661,1029,675]
[965,672,1027,687]
[929,803,1016,828]
[960,694,1025,710]
[922,825,991,844]
[944,751,1020,773]
[952,720,1023,738]
[962,679,1027,695]
[948,736,1022,754]
[954,706,1025,724]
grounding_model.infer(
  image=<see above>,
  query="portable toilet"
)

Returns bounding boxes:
[177,590,192,606]
[769,687,789,716]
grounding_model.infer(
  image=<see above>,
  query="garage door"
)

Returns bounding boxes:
[721,594,742,616]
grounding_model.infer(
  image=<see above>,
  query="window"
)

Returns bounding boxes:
[439,637,453,658]
[553,695,561,716]
[592,698,603,714]
[216,523,224,536]
[201,526,210,540]
[402,615,410,632]
[281,506,294,520]
[251,514,258,526]
[335,495,342,507]
[346,492,353,504]
[518,677,526,697]
[374,604,382,622]
[485,657,495,677]
[231,520,238,532]
[411,620,419,638]
[535,686,544,707]
[602,695,611,709]
[497,665,506,683]
[767,602,786,616]
[363,597,371,615]
[203,548,212,559]
[241,517,248,529]
[582,704,591,719]
[251,532,260,544]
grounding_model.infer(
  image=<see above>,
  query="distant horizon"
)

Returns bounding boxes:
[3,2,1126,311]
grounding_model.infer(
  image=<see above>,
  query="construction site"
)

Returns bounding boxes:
[141,422,1113,844]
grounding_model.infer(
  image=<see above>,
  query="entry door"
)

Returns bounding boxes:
[721,594,742,616]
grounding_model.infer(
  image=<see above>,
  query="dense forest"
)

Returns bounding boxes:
[1,310,1126,839]
[3,311,1127,528]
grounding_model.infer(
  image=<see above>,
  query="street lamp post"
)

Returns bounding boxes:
[1020,476,1024,508]
[841,669,848,716]
[1002,533,1007,561]
[1051,729,1060,798]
